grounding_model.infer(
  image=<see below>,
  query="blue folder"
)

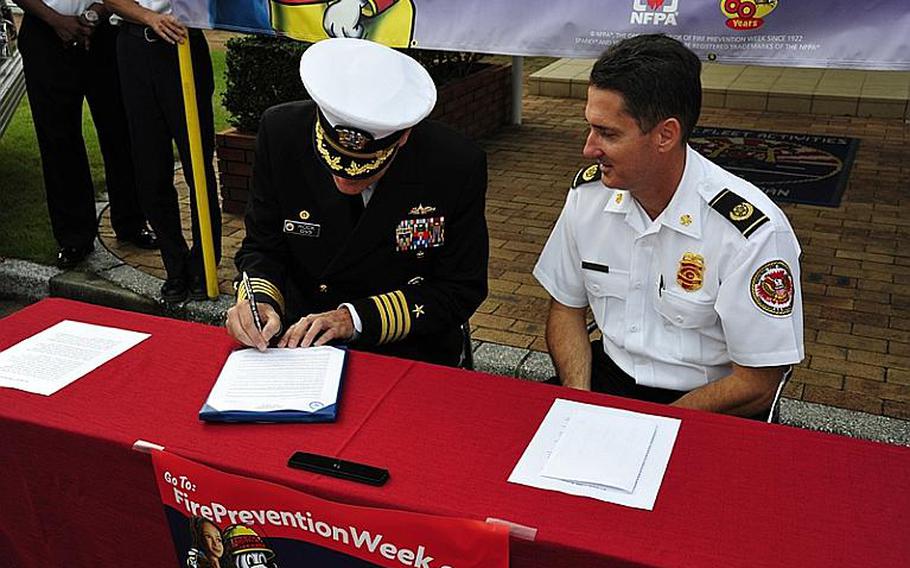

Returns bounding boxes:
[198,348,347,424]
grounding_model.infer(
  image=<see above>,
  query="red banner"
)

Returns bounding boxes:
[151,451,509,568]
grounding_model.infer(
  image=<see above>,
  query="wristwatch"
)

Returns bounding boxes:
[81,8,100,26]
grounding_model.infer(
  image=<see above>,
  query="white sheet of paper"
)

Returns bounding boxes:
[508,399,681,510]
[0,320,150,396]
[540,412,656,492]
[205,346,344,412]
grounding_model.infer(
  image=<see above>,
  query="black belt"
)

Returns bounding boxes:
[120,21,160,42]
[120,22,202,43]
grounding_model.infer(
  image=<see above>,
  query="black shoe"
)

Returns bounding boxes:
[189,275,210,301]
[116,227,158,250]
[161,277,188,304]
[56,245,94,269]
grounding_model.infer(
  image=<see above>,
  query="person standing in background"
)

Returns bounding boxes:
[14,0,157,269]
[104,0,220,303]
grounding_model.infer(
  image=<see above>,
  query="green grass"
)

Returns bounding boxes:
[0,48,229,264]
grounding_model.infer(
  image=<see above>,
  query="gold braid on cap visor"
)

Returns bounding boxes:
[315,118,397,178]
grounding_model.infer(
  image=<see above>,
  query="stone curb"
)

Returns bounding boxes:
[1,247,907,447]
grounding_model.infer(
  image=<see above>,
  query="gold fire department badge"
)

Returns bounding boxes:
[677,252,705,292]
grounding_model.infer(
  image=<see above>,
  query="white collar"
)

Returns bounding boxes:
[600,145,704,239]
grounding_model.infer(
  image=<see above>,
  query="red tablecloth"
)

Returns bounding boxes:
[1,299,908,567]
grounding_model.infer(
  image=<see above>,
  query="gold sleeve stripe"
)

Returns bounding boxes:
[251,286,285,312]
[392,290,411,340]
[235,277,285,313]
[379,294,399,344]
[250,277,282,300]
[386,292,406,342]
[371,295,390,344]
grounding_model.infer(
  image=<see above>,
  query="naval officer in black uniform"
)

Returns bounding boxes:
[225,38,489,367]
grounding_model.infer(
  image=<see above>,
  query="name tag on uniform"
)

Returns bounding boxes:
[581,261,610,273]
[395,217,445,252]
[283,219,321,238]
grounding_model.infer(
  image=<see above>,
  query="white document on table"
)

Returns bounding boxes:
[204,346,345,412]
[0,320,150,396]
[508,398,680,510]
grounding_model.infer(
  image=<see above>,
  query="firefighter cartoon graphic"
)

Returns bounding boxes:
[720,0,778,30]
[270,0,415,46]
[221,525,280,568]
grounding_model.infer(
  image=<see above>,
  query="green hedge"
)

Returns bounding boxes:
[222,35,482,133]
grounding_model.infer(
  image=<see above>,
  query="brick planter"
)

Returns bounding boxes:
[428,62,512,140]
[216,62,511,214]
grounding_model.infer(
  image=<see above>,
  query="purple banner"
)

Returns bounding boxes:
[175,1,910,70]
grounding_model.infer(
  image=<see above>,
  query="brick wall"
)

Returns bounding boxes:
[215,62,512,214]
[428,62,512,140]
[214,130,256,215]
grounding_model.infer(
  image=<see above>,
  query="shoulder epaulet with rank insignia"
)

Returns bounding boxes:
[708,188,769,238]
[571,164,600,189]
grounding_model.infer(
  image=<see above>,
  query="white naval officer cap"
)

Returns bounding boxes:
[300,38,437,179]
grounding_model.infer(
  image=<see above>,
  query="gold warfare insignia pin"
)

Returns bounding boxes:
[730,202,754,222]
[409,204,437,215]
[583,164,599,182]
[677,252,705,292]
[299,210,310,220]
[412,304,425,318]
[680,214,693,226]
[615,193,624,205]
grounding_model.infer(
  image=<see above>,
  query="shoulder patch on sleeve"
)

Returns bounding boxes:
[708,188,769,238]
[572,164,601,189]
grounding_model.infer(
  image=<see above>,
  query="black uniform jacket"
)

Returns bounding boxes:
[235,101,489,366]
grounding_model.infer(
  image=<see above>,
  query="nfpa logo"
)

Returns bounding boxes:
[631,0,679,26]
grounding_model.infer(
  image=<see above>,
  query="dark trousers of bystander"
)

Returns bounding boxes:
[17,15,146,249]
[116,24,221,285]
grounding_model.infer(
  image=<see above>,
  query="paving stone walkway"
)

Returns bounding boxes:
[99,63,910,421]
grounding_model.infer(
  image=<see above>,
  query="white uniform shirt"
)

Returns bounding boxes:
[534,146,804,391]
[109,0,172,23]
[132,0,171,14]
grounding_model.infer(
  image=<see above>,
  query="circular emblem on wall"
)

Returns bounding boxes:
[299,210,310,220]
[750,260,794,317]
[689,134,844,189]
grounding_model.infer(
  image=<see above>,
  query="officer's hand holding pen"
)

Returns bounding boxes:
[225,301,281,352]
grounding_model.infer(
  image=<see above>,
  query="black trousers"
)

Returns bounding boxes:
[116,25,221,280]
[549,340,770,420]
[17,15,145,249]
[589,339,687,404]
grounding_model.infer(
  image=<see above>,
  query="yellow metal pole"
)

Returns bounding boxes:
[177,38,219,299]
